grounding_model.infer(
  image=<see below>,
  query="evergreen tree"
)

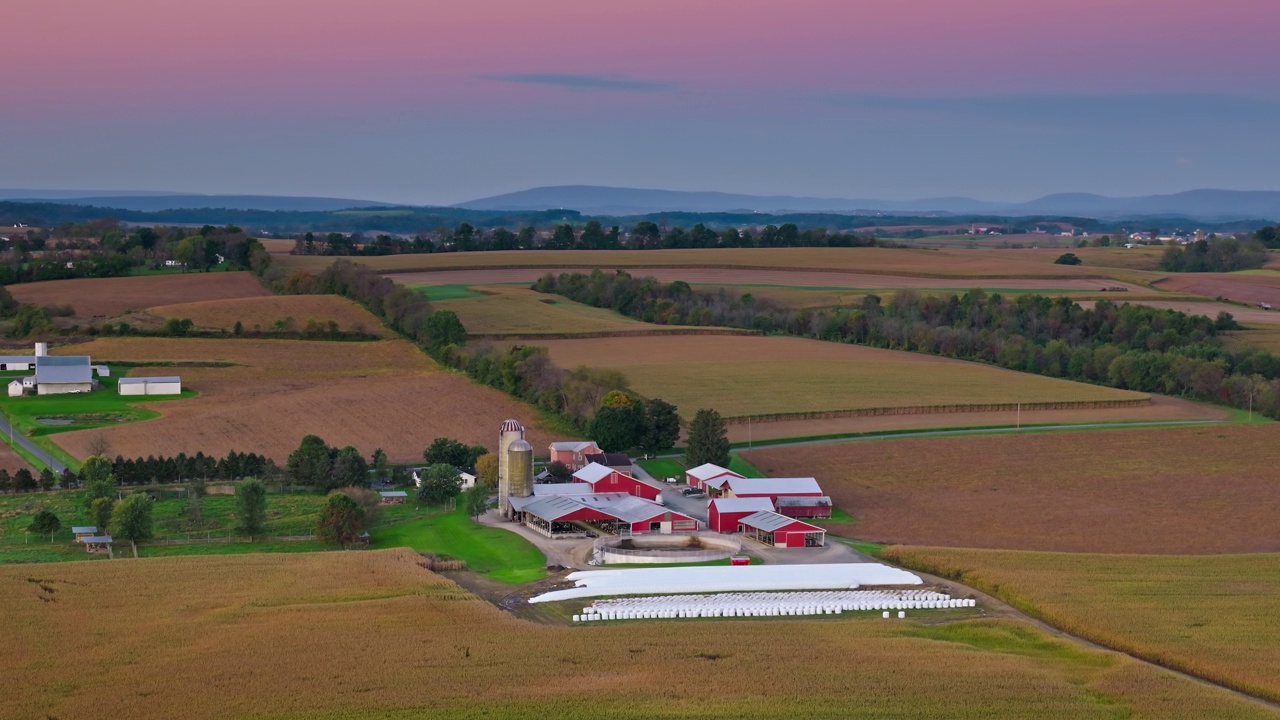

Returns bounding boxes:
[38,467,55,491]
[234,478,268,539]
[286,435,333,487]
[13,468,35,493]
[28,508,60,536]
[0,468,11,494]
[684,409,730,468]
[331,446,370,489]
[638,398,681,456]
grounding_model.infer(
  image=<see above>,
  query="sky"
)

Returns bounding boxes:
[3,0,1278,204]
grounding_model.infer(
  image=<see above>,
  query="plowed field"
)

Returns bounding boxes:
[2,549,1272,720]
[434,285,690,336]
[745,424,1280,554]
[48,337,553,463]
[7,272,271,318]
[148,294,392,336]
[1154,272,1280,308]
[0,444,30,474]
[532,335,1146,420]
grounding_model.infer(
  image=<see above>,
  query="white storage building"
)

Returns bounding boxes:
[118,376,182,396]
[34,356,93,395]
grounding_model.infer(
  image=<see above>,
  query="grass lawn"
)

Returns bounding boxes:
[636,457,686,481]
[412,284,486,301]
[727,453,765,478]
[370,504,546,584]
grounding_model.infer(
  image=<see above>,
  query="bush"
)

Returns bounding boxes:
[1054,253,1082,266]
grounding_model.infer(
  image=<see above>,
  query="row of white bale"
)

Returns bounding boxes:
[571,590,976,622]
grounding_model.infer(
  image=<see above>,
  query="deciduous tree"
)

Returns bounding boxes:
[463,482,490,519]
[317,493,365,547]
[474,453,498,488]
[90,497,114,532]
[286,435,332,487]
[415,464,462,506]
[331,446,369,489]
[234,478,268,539]
[112,493,154,557]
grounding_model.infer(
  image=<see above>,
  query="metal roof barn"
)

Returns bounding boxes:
[34,356,93,394]
[738,511,826,548]
[722,477,823,499]
[708,497,776,533]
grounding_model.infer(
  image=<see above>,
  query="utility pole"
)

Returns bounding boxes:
[1016,402,1021,429]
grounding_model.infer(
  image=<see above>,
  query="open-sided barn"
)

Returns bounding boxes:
[572,462,660,501]
[738,511,826,548]
[512,492,699,538]
[708,497,776,533]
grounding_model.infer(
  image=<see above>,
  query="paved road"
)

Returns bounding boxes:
[0,412,66,473]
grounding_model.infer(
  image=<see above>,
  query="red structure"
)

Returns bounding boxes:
[708,497,775,533]
[775,496,834,519]
[721,477,823,504]
[514,493,699,537]
[548,441,601,470]
[685,462,743,490]
[573,462,660,501]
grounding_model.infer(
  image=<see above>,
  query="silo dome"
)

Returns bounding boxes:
[501,419,524,433]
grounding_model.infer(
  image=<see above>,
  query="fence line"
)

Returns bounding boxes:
[722,397,1151,424]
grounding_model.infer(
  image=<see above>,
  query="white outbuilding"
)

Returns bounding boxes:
[34,356,93,395]
[118,376,182,396]
[7,379,22,397]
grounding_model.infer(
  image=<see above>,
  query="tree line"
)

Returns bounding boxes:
[537,270,1280,419]
[1159,236,1269,272]
[289,221,895,256]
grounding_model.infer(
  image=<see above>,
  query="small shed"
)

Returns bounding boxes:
[379,491,408,505]
[21,375,35,389]
[82,535,114,554]
[94,365,111,377]
[71,526,98,541]
[737,511,825,548]
[118,376,182,396]
[7,379,22,397]
[775,495,834,519]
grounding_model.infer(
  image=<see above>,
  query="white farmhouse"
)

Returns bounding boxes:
[118,376,182,396]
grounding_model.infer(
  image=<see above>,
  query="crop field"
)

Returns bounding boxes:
[532,335,1146,420]
[44,337,556,464]
[745,424,1280,554]
[431,285,698,337]
[1127,300,1280,325]
[0,444,29,474]
[3,550,1276,720]
[280,247,1159,282]
[724,395,1227,443]
[1154,272,1280,308]
[883,547,1280,703]
[6,271,272,318]
[147,294,392,336]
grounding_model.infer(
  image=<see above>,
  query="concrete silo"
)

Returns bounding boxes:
[506,439,534,514]
[497,419,525,516]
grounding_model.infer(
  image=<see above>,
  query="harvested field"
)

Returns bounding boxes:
[7,272,271,318]
[147,294,392,336]
[745,424,1280,554]
[393,267,1148,292]
[1226,327,1280,353]
[884,547,1280,703]
[1154,272,1280,308]
[1123,300,1280,325]
[48,337,555,464]
[0,444,31,474]
[281,247,1156,282]
[533,335,1146,419]
[434,285,699,337]
[2,550,1275,720]
[727,395,1227,442]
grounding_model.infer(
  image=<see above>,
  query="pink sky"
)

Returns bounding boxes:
[9,0,1277,110]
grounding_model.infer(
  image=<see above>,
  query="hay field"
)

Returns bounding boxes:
[7,272,271,318]
[433,285,692,336]
[883,547,1280,703]
[281,247,1156,281]
[745,424,1280,554]
[533,335,1146,419]
[47,337,554,463]
[2,550,1275,720]
[147,294,392,336]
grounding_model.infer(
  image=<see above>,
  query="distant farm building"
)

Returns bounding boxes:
[548,440,601,470]
[572,462,660,501]
[685,462,743,490]
[34,356,93,395]
[584,452,632,474]
[379,491,407,505]
[118,376,182,396]
[0,355,33,371]
[737,511,826,548]
[708,497,775,533]
[7,379,22,397]
[94,365,110,378]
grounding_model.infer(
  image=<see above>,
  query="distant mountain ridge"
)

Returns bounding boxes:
[457,185,1280,221]
[0,191,398,213]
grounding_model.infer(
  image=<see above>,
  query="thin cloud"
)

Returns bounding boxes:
[483,73,677,93]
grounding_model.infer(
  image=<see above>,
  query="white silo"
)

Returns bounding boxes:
[497,419,524,516]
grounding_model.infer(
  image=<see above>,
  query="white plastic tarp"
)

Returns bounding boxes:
[529,563,922,603]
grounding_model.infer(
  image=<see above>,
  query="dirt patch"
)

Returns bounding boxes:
[8,272,271,318]
[745,423,1280,554]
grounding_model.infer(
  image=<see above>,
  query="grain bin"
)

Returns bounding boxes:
[497,419,524,515]
[507,439,534,502]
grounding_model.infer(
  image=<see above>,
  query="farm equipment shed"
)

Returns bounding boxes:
[737,511,826,548]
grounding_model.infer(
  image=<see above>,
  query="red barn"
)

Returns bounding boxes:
[516,493,698,537]
[573,462,660,501]
[708,497,776,533]
[548,441,601,470]
[737,511,826,548]
[721,477,823,504]
[685,462,743,490]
